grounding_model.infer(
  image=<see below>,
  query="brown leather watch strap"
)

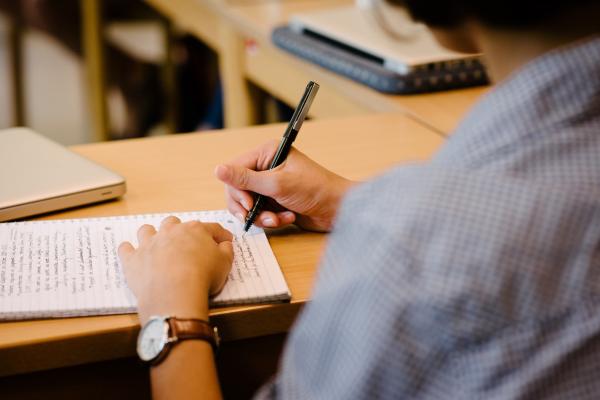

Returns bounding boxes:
[168,317,220,351]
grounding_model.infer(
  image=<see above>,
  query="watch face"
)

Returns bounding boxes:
[137,317,169,362]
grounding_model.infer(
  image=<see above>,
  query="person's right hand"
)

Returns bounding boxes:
[215,140,356,232]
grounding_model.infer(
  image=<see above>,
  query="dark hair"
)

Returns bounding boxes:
[386,0,598,28]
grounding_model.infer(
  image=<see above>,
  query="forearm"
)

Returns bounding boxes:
[144,291,221,399]
[151,340,221,400]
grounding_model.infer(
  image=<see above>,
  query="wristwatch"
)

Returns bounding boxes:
[137,316,220,365]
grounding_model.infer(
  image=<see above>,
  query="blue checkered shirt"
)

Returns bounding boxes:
[257,36,600,399]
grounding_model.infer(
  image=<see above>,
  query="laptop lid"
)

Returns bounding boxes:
[0,128,126,221]
[289,6,478,74]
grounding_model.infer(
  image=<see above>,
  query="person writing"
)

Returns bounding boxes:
[118,0,600,398]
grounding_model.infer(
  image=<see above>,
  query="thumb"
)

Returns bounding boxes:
[215,164,275,196]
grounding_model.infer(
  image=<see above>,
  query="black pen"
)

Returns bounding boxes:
[243,81,320,233]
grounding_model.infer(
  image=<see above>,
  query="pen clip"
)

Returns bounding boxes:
[292,82,320,131]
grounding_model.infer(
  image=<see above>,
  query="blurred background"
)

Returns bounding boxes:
[0,0,224,145]
[0,0,484,147]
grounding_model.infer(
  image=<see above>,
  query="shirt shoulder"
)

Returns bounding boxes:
[338,164,600,324]
[268,164,600,399]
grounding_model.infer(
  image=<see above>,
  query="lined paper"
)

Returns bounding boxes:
[0,210,290,320]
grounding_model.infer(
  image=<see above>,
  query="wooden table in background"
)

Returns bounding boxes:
[145,0,267,129]
[146,0,489,135]
[0,113,445,377]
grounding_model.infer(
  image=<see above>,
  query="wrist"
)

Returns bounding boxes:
[327,177,356,223]
[137,298,210,325]
[138,316,219,368]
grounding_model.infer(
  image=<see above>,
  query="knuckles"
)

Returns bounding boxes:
[138,224,154,233]
[185,220,203,230]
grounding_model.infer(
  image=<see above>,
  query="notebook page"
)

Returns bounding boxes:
[0,210,290,320]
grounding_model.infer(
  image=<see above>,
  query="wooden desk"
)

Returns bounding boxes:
[0,113,444,377]
[146,0,488,134]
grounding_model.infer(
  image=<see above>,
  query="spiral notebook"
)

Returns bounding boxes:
[0,210,291,321]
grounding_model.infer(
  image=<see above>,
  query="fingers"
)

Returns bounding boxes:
[215,164,276,197]
[225,188,295,227]
[227,186,254,212]
[198,222,234,243]
[276,211,296,226]
[137,224,156,245]
[160,216,181,230]
[226,187,253,223]
[215,140,286,222]
[256,210,278,228]
[227,197,248,223]
[118,241,135,263]
[254,210,296,228]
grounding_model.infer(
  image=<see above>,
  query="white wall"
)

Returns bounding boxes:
[0,16,90,145]
[0,18,165,145]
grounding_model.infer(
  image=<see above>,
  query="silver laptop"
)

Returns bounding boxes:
[289,6,480,74]
[0,128,126,221]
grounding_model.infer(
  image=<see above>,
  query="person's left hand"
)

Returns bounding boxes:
[118,216,234,324]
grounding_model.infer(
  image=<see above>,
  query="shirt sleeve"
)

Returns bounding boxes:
[257,165,465,399]
[255,164,600,399]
